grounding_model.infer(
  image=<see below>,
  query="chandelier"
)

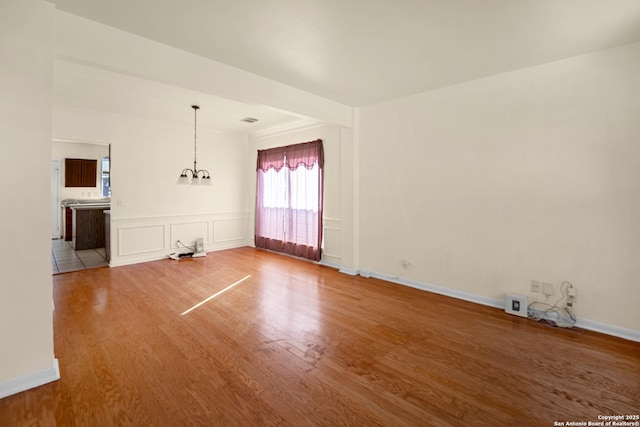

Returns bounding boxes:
[177,105,212,185]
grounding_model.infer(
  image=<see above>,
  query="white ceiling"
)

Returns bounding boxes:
[53,60,309,134]
[49,0,640,108]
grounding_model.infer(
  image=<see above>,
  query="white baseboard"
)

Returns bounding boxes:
[575,318,640,342]
[356,270,639,343]
[109,252,169,267]
[0,359,60,399]
[110,243,246,267]
[319,258,340,269]
[338,267,360,276]
[366,270,503,309]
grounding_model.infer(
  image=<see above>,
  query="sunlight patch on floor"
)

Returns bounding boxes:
[181,275,252,316]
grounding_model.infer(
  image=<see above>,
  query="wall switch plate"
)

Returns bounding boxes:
[542,282,554,296]
[505,294,528,318]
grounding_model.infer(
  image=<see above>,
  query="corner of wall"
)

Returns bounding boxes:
[0,359,59,400]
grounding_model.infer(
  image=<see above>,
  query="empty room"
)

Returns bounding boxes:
[1,0,639,426]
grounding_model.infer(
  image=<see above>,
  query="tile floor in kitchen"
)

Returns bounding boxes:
[51,239,108,274]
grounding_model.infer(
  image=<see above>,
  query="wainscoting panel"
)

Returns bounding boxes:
[322,217,342,268]
[170,221,210,247]
[213,217,248,247]
[118,224,166,256]
[110,212,249,267]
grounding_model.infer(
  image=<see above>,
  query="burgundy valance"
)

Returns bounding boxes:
[256,139,323,172]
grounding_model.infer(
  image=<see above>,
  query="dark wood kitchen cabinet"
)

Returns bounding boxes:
[104,210,110,262]
[72,207,105,250]
[65,158,97,187]
[65,207,73,241]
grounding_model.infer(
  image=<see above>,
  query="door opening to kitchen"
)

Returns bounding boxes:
[52,141,111,274]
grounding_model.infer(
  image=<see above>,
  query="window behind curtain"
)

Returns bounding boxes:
[255,140,324,261]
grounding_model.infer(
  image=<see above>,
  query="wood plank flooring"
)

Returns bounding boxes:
[1,247,639,426]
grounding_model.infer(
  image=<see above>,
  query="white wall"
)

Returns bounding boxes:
[359,42,640,334]
[248,125,345,267]
[54,106,249,266]
[52,140,109,200]
[0,0,59,395]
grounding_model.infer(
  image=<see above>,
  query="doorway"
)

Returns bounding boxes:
[51,160,60,239]
[50,141,111,274]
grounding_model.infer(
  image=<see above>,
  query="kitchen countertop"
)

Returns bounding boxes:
[71,204,111,210]
[61,199,111,208]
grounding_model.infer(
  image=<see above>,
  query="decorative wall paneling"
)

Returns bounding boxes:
[321,217,342,268]
[110,212,249,267]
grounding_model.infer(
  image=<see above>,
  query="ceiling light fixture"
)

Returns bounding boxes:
[177,105,212,185]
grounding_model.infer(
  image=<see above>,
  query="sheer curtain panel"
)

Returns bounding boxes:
[255,140,324,261]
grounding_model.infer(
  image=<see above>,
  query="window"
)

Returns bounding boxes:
[101,157,111,198]
[255,140,324,261]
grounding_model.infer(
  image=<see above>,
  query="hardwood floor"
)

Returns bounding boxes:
[1,247,638,426]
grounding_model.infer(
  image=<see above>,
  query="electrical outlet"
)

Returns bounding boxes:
[530,280,541,293]
[567,286,577,302]
[505,294,528,317]
[401,259,411,269]
[542,282,554,297]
